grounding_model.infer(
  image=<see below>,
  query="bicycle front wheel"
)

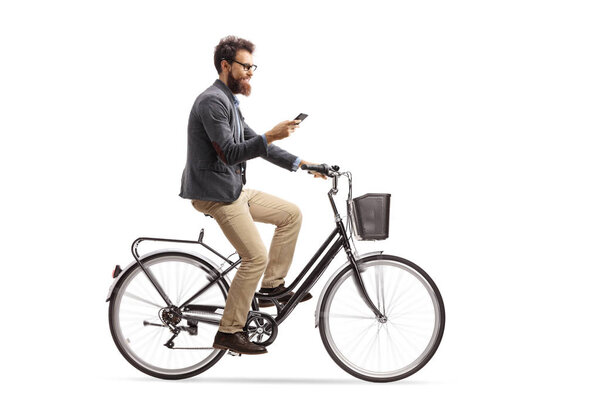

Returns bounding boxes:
[318,254,445,382]
[108,252,228,380]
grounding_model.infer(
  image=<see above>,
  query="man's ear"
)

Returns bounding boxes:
[220,59,230,72]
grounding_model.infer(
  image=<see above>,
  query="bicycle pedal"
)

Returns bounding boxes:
[227,350,242,357]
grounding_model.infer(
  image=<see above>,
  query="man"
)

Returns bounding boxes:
[179,36,325,355]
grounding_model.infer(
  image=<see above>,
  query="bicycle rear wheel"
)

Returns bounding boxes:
[318,254,445,382]
[108,252,228,379]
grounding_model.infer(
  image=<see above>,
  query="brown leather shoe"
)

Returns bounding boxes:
[212,331,267,355]
[257,284,313,308]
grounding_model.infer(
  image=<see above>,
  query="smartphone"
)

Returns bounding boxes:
[293,113,308,124]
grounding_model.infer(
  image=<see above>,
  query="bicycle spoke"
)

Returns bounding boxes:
[384,271,403,315]
[119,308,157,319]
[376,327,382,371]
[384,323,406,366]
[328,313,375,320]
[124,292,163,309]
[386,277,422,316]
[181,262,194,300]
[384,276,409,316]
[174,261,183,305]
[388,320,433,338]
[357,325,380,368]
[389,293,431,319]
[138,327,164,361]
[176,261,193,305]
[338,319,377,351]
[179,273,208,307]
[133,274,165,308]
[387,319,424,355]
[375,265,386,315]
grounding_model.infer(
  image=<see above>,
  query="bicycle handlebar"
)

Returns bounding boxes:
[301,163,352,211]
[300,163,340,178]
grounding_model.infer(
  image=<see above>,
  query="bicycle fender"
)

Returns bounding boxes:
[314,251,383,327]
[105,249,232,302]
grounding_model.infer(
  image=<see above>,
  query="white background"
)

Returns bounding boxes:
[1,0,599,398]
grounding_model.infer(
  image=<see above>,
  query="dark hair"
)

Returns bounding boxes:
[214,36,255,74]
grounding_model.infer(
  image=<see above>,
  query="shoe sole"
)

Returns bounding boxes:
[212,344,268,355]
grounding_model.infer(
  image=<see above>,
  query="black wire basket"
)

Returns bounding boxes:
[350,193,391,241]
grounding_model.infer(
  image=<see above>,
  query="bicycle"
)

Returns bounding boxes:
[106,164,445,382]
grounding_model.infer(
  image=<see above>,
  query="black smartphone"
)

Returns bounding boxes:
[293,113,308,124]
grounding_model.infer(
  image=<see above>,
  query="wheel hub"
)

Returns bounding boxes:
[160,306,182,325]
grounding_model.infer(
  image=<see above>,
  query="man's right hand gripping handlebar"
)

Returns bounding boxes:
[300,163,337,178]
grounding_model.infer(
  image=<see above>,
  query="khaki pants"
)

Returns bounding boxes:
[191,189,302,333]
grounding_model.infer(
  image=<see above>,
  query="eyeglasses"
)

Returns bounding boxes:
[223,58,258,72]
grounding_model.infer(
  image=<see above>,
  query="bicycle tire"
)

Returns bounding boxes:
[108,252,229,380]
[318,254,445,382]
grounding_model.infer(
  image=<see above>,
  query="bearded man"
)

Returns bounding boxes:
[179,36,325,355]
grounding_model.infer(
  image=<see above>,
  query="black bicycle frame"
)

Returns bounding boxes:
[131,176,384,326]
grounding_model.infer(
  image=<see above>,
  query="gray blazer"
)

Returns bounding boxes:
[179,79,299,202]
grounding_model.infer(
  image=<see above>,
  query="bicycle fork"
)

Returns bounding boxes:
[337,220,385,320]
[346,249,386,320]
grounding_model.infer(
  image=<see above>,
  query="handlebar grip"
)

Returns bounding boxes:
[300,163,332,176]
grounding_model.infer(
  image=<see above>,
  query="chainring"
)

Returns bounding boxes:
[244,311,278,347]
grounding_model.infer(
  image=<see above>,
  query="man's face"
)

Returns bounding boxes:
[226,50,254,96]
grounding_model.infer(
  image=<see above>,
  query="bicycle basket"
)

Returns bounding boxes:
[350,193,391,241]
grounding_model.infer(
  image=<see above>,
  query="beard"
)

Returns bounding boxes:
[227,69,252,96]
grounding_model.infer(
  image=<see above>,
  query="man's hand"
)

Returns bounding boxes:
[265,120,300,144]
[299,160,328,179]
